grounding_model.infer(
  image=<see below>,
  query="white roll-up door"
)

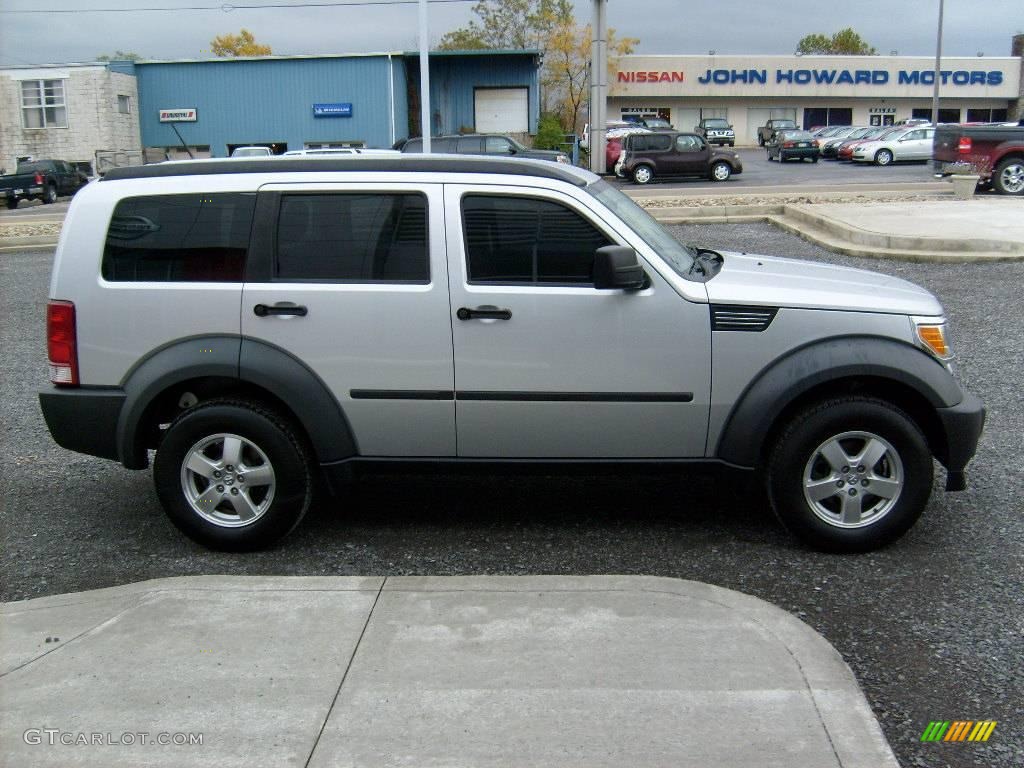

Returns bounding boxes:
[475,88,529,133]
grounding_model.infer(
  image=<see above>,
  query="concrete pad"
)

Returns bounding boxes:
[1,577,383,768]
[0,576,897,768]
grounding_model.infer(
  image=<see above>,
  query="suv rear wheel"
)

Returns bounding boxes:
[710,161,731,182]
[631,164,654,185]
[766,396,932,552]
[153,399,313,551]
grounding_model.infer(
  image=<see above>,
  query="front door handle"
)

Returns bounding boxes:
[254,303,308,318]
[456,306,512,321]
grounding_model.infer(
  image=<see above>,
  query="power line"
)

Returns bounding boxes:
[0,0,475,13]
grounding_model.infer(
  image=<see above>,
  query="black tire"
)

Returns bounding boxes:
[812,156,819,163]
[153,399,314,551]
[631,164,655,185]
[874,149,893,167]
[6,198,17,210]
[42,184,57,204]
[728,142,735,147]
[710,161,731,182]
[991,156,1024,195]
[758,136,765,147]
[766,396,933,553]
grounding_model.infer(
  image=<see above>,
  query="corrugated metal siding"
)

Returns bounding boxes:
[406,54,539,135]
[136,57,396,154]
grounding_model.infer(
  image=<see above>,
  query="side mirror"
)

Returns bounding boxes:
[593,246,646,290]
[507,145,517,154]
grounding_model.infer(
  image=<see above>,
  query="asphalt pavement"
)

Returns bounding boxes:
[2,224,1023,768]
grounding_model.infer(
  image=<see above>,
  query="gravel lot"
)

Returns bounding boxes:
[2,227,1022,768]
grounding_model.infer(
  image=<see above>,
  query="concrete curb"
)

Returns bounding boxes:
[651,204,1024,262]
[0,234,59,251]
[1,575,898,768]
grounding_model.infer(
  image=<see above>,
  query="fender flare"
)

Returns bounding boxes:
[116,335,357,469]
[714,336,964,469]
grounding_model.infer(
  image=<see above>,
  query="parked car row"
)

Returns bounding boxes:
[763,123,939,167]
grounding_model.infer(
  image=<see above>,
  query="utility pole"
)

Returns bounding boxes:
[931,0,944,124]
[589,0,608,173]
[419,0,432,152]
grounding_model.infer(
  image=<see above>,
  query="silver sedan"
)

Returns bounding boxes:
[852,126,935,165]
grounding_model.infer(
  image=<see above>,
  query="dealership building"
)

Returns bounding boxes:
[611,45,1023,145]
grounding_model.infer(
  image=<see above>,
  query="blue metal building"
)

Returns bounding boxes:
[128,51,539,157]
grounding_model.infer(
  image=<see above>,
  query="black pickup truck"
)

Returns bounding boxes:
[0,159,87,209]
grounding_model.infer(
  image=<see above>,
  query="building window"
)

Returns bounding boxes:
[117,95,131,114]
[21,79,67,129]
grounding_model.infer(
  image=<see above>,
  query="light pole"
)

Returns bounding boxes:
[931,0,944,124]
[419,0,431,152]
[589,0,608,173]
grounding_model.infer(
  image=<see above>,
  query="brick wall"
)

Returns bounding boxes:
[0,65,141,173]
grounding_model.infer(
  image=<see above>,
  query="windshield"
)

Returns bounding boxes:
[232,147,270,157]
[774,120,796,128]
[644,118,672,128]
[704,119,729,128]
[588,179,697,279]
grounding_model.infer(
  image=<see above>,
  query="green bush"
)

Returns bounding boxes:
[533,113,567,150]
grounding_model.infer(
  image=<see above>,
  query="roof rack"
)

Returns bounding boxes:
[101,155,594,187]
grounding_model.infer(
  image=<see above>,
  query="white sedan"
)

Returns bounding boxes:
[852,126,935,165]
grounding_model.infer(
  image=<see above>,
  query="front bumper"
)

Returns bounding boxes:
[935,391,985,491]
[39,387,126,463]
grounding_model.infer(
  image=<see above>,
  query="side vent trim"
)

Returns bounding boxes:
[710,305,779,332]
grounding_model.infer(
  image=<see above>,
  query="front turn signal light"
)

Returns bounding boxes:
[915,322,951,360]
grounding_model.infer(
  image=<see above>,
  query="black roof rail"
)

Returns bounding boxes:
[101,155,594,187]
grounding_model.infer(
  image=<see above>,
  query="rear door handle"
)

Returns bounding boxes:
[254,303,308,317]
[456,306,512,321]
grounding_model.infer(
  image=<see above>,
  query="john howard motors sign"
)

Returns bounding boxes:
[611,56,1019,98]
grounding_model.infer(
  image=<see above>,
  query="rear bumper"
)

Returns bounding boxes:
[935,391,986,491]
[781,148,819,159]
[39,387,126,463]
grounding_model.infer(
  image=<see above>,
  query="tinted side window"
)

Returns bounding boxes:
[457,137,483,153]
[485,136,511,154]
[275,193,428,283]
[462,195,611,285]
[102,193,255,282]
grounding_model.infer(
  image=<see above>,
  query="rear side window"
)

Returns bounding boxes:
[462,195,611,285]
[275,193,428,283]
[457,137,483,153]
[102,193,256,282]
[629,134,672,152]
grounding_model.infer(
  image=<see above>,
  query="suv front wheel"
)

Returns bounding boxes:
[631,164,655,184]
[766,396,932,552]
[153,399,313,551]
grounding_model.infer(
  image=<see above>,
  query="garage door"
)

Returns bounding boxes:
[475,88,529,133]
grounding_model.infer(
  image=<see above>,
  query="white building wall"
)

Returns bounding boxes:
[0,65,140,173]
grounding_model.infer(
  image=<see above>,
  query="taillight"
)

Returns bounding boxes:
[958,136,972,154]
[47,300,78,386]
[34,172,44,185]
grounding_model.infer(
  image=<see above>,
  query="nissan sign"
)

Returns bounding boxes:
[159,108,197,122]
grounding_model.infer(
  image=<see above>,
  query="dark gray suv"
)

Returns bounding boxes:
[401,134,570,164]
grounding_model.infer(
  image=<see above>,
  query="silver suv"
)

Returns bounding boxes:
[40,156,984,552]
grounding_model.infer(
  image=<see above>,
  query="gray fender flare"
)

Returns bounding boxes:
[116,335,357,468]
[714,336,964,469]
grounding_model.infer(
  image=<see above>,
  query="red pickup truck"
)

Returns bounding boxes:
[933,122,1024,195]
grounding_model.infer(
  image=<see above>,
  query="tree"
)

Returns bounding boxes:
[438,0,638,133]
[210,29,272,57]
[797,28,877,55]
[96,51,142,61]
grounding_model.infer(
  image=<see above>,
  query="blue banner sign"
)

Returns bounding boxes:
[313,103,353,118]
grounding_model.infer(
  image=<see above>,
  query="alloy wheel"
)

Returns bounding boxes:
[802,431,904,529]
[179,433,276,527]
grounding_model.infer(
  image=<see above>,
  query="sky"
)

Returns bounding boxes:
[0,0,1021,66]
